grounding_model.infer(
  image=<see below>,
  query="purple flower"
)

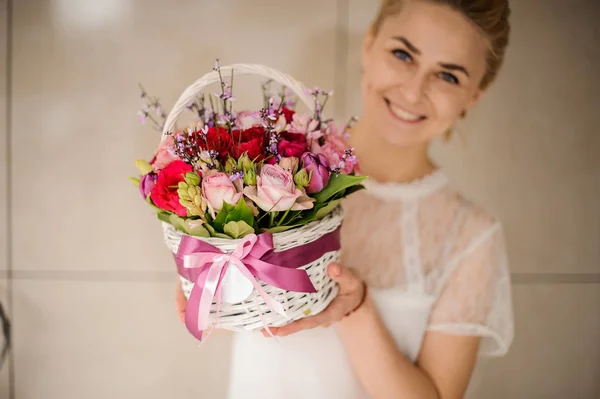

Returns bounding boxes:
[301,152,330,194]
[138,109,149,124]
[229,170,244,182]
[140,172,158,198]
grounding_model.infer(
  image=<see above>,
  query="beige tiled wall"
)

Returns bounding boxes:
[1,0,11,397]
[3,0,600,398]
[466,284,600,398]
[12,279,232,399]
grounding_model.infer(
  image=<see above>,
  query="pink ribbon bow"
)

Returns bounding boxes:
[175,227,341,342]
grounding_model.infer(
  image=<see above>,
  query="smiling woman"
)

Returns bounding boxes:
[175,1,514,398]
[358,0,495,151]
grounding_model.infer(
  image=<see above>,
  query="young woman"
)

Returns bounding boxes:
[176,1,514,398]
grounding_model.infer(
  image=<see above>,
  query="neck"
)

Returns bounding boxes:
[349,120,437,184]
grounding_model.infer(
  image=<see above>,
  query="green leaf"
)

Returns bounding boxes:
[129,177,140,186]
[226,198,255,227]
[338,183,365,198]
[213,202,235,232]
[135,159,153,175]
[223,220,254,239]
[169,214,189,233]
[146,194,164,213]
[204,223,218,237]
[313,174,368,203]
[314,199,342,220]
[165,214,210,237]
[157,212,171,223]
[186,222,210,237]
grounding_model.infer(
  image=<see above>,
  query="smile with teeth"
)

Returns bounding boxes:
[385,99,425,123]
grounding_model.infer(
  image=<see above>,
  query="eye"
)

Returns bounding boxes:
[439,71,459,85]
[391,49,413,63]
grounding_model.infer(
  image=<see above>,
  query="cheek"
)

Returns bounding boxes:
[361,61,399,108]
[368,58,401,91]
[429,88,468,121]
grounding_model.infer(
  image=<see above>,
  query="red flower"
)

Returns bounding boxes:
[150,160,193,216]
[229,126,267,161]
[278,132,308,158]
[199,127,232,161]
[281,107,295,124]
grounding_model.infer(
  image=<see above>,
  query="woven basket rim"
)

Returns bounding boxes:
[162,205,343,247]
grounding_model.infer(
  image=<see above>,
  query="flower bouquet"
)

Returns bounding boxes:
[131,62,365,341]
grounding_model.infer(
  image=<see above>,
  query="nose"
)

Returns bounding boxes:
[400,71,427,105]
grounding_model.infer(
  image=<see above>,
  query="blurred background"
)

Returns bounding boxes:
[0,0,599,398]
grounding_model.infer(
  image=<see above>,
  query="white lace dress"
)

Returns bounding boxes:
[226,170,514,399]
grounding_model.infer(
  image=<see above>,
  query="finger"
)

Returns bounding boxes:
[261,327,280,337]
[275,314,324,336]
[278,296,351,336]
[275,310,334,336]
[328,263,362,294]
[275,319,319,336]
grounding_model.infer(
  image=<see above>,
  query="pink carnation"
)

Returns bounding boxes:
[314,135,356,174]
[288,113,320,136]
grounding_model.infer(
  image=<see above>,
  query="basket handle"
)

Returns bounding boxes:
[161,64,315,141]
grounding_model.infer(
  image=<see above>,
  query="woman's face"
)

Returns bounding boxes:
[360,1,489,148]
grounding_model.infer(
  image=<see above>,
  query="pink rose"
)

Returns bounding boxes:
[151,135,180,170]
[243,164,314,212]
[202,172,243,215]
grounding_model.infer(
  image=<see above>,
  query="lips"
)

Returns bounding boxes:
[384,98,426,124]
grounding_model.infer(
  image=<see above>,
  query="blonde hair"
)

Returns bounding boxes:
[372,0,511,90]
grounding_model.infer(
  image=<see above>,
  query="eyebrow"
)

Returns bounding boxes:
[393,36,421,55]
[439,63,470,78]
[392,36,471,77]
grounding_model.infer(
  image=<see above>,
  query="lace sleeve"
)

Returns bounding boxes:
[427,223,514,357]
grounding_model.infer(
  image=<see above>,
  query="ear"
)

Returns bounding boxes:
[466,87,486,111]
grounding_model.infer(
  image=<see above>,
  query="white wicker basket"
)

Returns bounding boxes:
[160,64,341,333]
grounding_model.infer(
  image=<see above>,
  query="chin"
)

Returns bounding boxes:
[376,127,427,148]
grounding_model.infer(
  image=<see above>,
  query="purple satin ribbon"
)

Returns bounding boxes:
[174,226,341,341]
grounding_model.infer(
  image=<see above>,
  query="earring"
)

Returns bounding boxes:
[444,110,467,140]
[444,127,453,141]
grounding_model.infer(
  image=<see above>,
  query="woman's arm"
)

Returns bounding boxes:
[270,264,480,399]
[337,293,479,399]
